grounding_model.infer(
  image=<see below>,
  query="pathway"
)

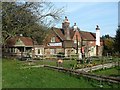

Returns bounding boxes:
[76,62,118,72]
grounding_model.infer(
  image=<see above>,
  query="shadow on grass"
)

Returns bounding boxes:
[109,74,120,78]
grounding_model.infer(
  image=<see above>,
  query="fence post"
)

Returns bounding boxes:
[70,54,71,61]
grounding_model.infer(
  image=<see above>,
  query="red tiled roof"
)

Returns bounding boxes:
[53,28,66,41]
[52,28,96,41]
[53,28,76,40]
[6,36,33,47]
[80,31,96,41]
[20,37,33,46]
[90,32,96,38]
[46,28,102,45]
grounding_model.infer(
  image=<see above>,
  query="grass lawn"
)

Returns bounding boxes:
[2,58,120,88]
[0,58,2,89]
[33,57,120,69]
[25,59,76,69]
[93,66,120,77]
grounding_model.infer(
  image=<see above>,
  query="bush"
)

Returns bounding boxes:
[57,52,65,59]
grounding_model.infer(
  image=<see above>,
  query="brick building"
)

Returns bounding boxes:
[43,17,103,58]
[3,17,103,59]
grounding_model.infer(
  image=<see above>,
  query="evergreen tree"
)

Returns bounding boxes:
[115,26,120,53]
[102,35,115,56]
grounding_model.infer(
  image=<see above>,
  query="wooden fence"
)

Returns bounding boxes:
[44,65,120,84]
[34,54,79,60]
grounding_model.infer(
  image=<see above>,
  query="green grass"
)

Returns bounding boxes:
[24,59,76,69]
[2,59,120,88]
[93,66,120,77]
[23,57,120,70]
[0,58,2,89]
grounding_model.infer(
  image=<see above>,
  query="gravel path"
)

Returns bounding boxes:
[76,62,118,72]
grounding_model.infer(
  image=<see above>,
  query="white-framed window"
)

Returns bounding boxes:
[51,37,55,42]
[38,49,41,54]
[50,49,55,55]
[83,41,86,45]
[91,46,94,52]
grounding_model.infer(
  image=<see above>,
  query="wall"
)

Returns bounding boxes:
[44,48,64,55]
[34,47,44,56]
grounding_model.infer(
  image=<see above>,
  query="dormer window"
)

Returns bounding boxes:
[51,36,55,42]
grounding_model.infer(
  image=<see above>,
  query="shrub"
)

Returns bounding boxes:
[57,52,65,59]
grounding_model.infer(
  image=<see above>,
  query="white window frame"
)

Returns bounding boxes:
[51,37,55,42]
[38,49,41,54]
[50,49,55,55]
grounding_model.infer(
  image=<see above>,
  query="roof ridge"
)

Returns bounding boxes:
[90,32,96,38]
[80,30,92,33]
[52,28,64,41]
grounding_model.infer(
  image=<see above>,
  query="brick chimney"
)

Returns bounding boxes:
[96,25,100,56]
[96,25,100,46]
[73,23,78,31]
[62,16,71,40]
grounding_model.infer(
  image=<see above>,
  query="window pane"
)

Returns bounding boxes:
[38,49,40,54]
[50,49,55,54]
[51,37,55,42]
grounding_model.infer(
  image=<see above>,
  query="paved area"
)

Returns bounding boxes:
[20,65,44,69]
[20,61,118,72]
[76,62,118,72]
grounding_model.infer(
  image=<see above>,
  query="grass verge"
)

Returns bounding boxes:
[2,58,120,88]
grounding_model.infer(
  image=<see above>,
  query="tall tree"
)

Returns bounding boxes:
[0,2,2,45]
[115,26,120,53]
[102,35,115,56]
[2,1,64,44]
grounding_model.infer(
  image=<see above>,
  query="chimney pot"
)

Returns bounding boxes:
[73,23,78,31]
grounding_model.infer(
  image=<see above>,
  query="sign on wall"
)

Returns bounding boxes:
[48,42,62,46]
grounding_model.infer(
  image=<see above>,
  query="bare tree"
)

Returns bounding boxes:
[2,1,65,45]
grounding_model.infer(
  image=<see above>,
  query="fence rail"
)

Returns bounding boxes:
[44,65,120,84]
[34,54,79,60]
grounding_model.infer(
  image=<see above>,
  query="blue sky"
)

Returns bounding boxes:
[118,2,120,25]
[8,0,119,37]
[52,2,118,37]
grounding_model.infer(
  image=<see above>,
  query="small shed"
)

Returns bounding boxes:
[5,36,33,58]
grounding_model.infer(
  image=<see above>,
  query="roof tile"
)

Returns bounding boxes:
[6,36,33,47]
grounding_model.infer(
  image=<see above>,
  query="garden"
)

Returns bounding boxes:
[2,58,120,88]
